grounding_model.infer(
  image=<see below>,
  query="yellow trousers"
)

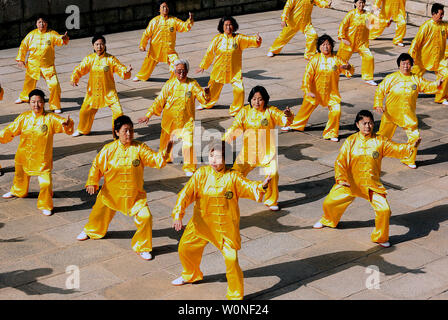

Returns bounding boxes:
[77,103,123,135]
[10,164,53,211]
[369,14,406,45]
[200,79,244,116]
[19,72,61,110]
[290,96,340,139]
[159,128,196,173]
[377,115,419,166]
[178,223,244,300]
[337,43,374,81]
[320,184,391,243]
[83,195,153,252]
[269,23,318,60]
[135,53,178,81]
[233,158,279,207]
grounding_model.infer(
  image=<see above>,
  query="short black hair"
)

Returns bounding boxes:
[431,3,444,15]
[217,16,239,33]
[396,53,414,67]
[317,34,335,53]
[248,85,270,108]
[28,88,46,102]
[158,0,169,7]
[34,13,49,24]
[92,34,106,45]
[113,115,133,139]
[353,0,365,7]
[354,109,374,129]
[208,140,234,167]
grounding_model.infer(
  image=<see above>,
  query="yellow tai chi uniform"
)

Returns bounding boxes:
[337,8,374,81]
[83,139,168,253]
[135,15,193,81]
[290,52,354,139]
[223,105,293,207]
[198,33,261,116]
[319,132,414,243]
[435,57,448,103]
[172,165,266,300]
[144,77,209,173]
[268,0,331,60]
[369,0,406,45]
[16,29,69,110]
[374,71,439,166]
[409,19,448,77]
[0,87,4,100]
[0,110,74,210]
[71,52,130,134]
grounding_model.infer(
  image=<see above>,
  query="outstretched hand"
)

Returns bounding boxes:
[173,219,183,231]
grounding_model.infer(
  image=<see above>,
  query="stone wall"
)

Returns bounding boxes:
[0,0,445,49]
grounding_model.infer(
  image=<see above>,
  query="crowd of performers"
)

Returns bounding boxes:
[1,0,448,300]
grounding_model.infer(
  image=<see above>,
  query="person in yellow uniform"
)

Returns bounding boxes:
[0,83,4,176]
[435,57,448,105]
[223,86,293,211]
[313,110,421,248]
[282,35,354,142]
[374,53,442,169]
[70,34,132,137]
[267,0,332,59]
[196,16,262,116]
[138,59,210,176]
[170,140,271,300]
[133,0,193,82]
[15,14,69,113]
[409,3,448,78]
[0,89,74,216]
[368,0,407,47]
[337,0,377,86]
[76,115,173,261]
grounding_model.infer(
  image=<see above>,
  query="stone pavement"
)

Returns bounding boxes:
[1,8,448,301]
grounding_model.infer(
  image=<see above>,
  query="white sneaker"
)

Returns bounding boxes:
[42,209,53,216]
[185,171,194,177]
[76,231,89,241]
[2,192,16,199]
[72,130,82,137]
[267,52,274,57]
[171,276,186,286]
[196,105,204,110]
[442,100,448,105]
[268,205,279,211]
[54,109,62,114]
[330,137,339,142]
[132,77,140,82]
[407,164,417,169]
[14,98,24,104]
[281,126,291,132]
[139,251,152,260]
[364,80,377,86]
[395,43,404,47]
[313,221,324,229]
[378,241,391,248]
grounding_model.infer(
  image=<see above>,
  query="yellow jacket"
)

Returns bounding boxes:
[335,132,414,198]
[0,110,74,175]
[16,29,69,80]
[409,19,448,71]
[281,0,331,31]
[140,15,193,63]
[302,53,354,106]
[199,33,260,84]
[172,166,265,250]
[145,77,209,133]
[86,139,168,216]
[374,0,406,19]
[374,71,439,129]
[71,52,130,109]
[223,105,293,165]
[338,9,371,50]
